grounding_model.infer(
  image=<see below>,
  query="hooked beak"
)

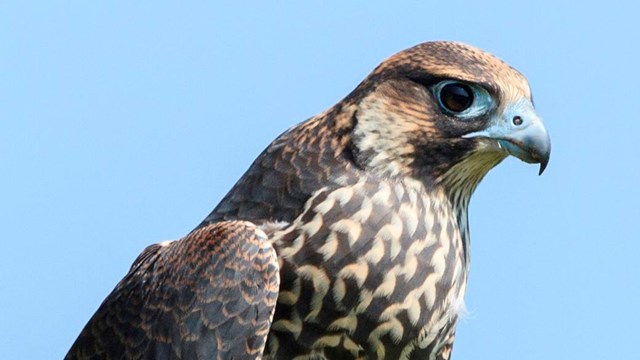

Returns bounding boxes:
[464,99,551,175]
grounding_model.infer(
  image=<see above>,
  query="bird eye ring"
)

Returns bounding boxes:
[432,80,494,119]
[438,82,474,113]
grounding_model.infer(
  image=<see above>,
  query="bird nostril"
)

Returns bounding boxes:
[513,116,523,126]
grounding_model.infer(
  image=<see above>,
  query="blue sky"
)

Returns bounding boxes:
[2,2,638,359]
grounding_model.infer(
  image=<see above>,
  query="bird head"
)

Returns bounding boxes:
[347,41,550,190]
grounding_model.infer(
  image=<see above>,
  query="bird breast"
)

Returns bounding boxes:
[268,175,469,357]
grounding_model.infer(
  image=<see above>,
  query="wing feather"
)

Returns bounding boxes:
[66,221,280,360]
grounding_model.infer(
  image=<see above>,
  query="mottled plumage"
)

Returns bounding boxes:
[67,222,279,359]
[67,41,550,360]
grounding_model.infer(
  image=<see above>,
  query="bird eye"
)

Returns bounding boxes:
[439,82,474,113]
[433,80,494,119]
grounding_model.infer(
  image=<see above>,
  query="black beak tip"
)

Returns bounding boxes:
[537,152,550,175]
[538,160,548,176]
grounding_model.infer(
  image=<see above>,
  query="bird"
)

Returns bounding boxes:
[66,41,550,360]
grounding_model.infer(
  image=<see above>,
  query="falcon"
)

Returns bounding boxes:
[67,41,550,360]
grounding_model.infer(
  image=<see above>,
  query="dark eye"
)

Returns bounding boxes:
[438,82,474,113]
[431,80,494,119]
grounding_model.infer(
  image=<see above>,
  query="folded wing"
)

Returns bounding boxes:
[66,221,280,360]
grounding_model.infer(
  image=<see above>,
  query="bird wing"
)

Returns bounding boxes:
[202,112,356,226]
[66,221,280,360]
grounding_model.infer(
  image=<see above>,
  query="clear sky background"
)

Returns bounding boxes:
[2,2,638,359]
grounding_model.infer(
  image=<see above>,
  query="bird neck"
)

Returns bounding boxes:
[437,151,506,203]
[433,151,507,264]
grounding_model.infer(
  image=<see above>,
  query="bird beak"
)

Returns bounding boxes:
[464,99,551,175]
